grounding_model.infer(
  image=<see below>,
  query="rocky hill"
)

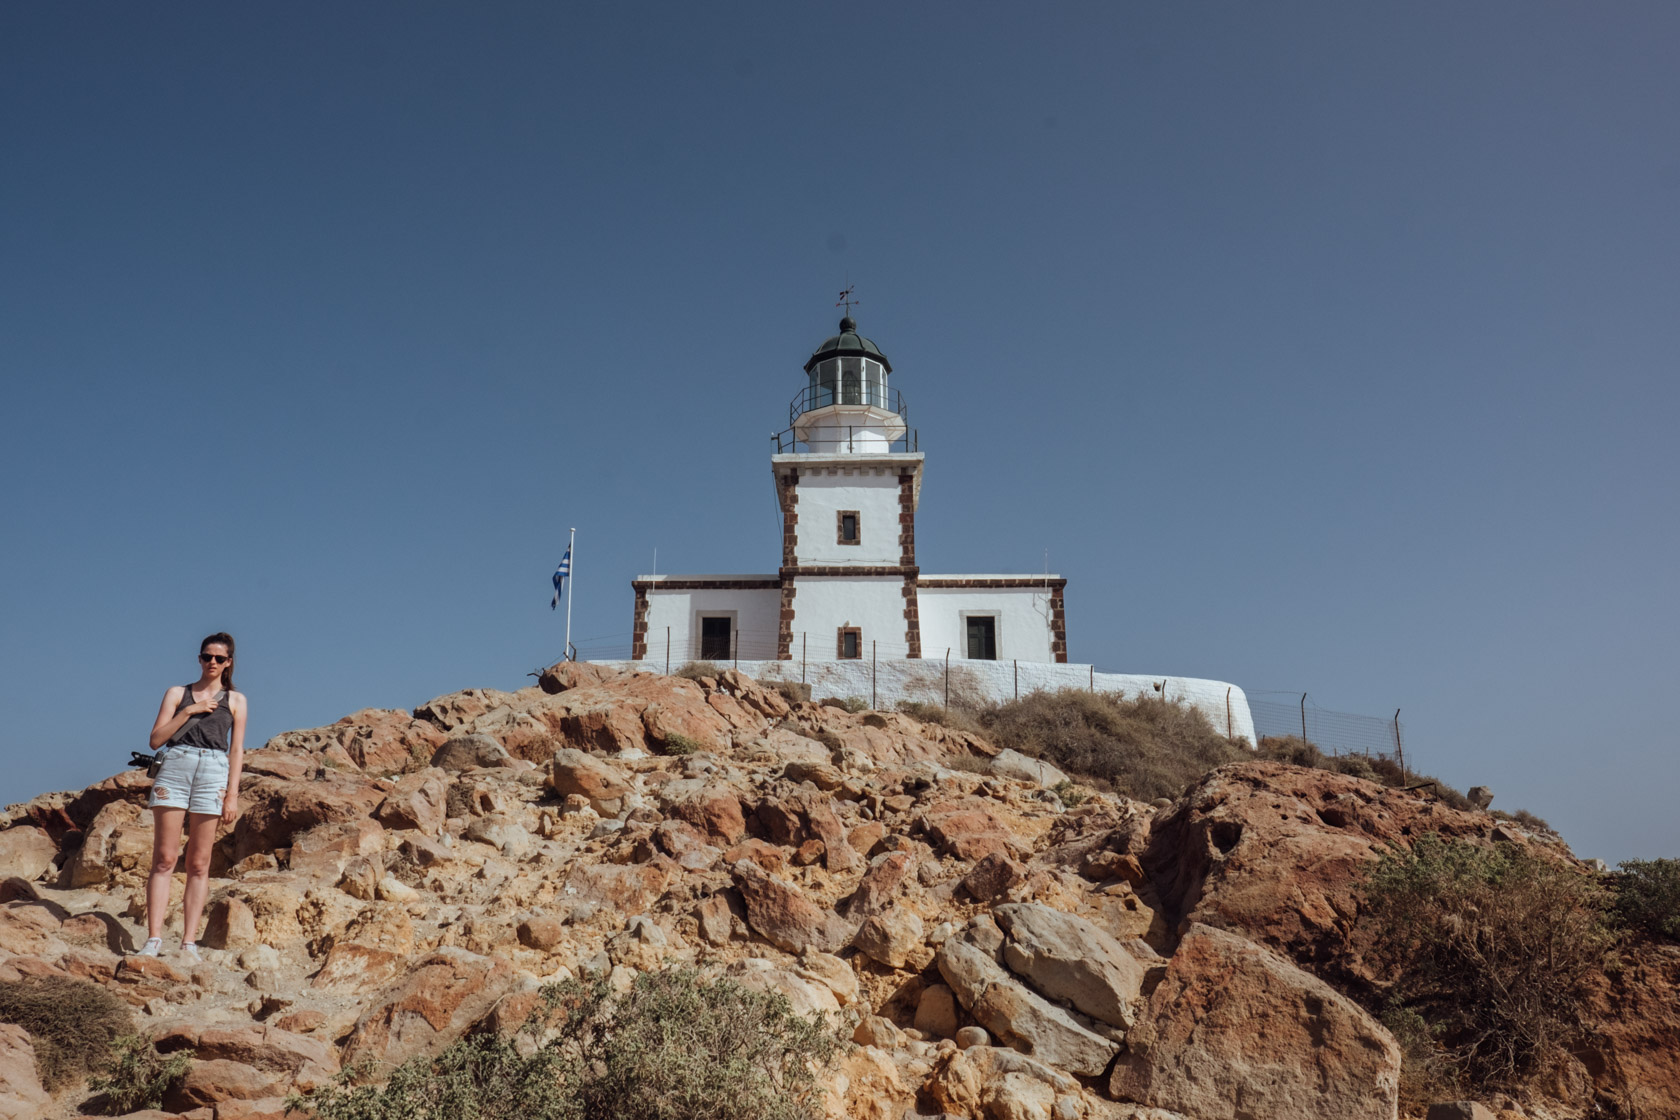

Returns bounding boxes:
[0,664,1674,1120]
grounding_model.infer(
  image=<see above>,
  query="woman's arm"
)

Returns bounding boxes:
[223,692,246,824]
[149,686,209,749]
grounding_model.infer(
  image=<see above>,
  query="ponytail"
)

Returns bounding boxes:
[201,632,236,691]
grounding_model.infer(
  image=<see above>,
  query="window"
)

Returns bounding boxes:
[838,627,862,659]
[699,616,733,660]
[966,615,997,660]
[837,510,860,545]
[841,358,862,404]
[814,360,837,408]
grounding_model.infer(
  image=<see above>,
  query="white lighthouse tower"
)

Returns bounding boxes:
[629,306,1066,668]
[770,314,927,660]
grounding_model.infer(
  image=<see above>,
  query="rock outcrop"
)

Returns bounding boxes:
[0,663,1669,1120]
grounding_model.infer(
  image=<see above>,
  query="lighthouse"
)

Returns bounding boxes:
[630,311,1067,667]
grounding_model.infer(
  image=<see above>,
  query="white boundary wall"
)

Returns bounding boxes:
[596,657,1257,745]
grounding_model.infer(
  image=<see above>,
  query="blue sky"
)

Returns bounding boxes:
[2,3,1675,862]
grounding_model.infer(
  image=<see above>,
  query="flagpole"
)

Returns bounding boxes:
[564,527,576,661]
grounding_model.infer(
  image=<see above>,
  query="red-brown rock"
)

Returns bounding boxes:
[0,1023,49,1120]
[962,852,1026,901]
[163,1059,285,1109]
[0,828,56,883]
[669,784,748,845]
[374,769,448,834]
[1143,762,1505,971]
[921,798,1021,861]
[226,773,386,865]
[341,947,516,1070]
[842,851,916,919]
[731,859,852,954]
[1110,923,1401,1120]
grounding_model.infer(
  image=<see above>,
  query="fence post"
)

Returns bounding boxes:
[665,627,671,676]
[1300,693,1308,744]
[944,648,950,708]
[1226,687,1233,739]
[1090,665,1094,692]
[1014,659,1019,700]
[871,640,877,711]
[802,633,807,685]
[1394,709,1405,784]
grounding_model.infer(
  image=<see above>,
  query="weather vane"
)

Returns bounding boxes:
[836,285,860,316]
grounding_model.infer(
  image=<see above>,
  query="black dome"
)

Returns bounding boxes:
[804,317,892,374]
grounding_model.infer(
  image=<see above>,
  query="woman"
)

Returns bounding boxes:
[140,632,246,959]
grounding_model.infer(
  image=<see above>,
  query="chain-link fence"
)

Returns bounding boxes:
[1248,692,1404,757]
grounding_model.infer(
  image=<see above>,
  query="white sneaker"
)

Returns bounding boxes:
[137,937,162,957]
[179,943,202,963]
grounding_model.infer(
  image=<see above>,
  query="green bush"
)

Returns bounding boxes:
[1612,858,1680,942]
[87,1035,192,1115]
[0,975,133,1089]
[1357,835,1614,1086]
[292,967,840,1120]
[658,732,704,757]
[978,689,1246,802]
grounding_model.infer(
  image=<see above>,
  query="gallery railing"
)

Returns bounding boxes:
[788,383,907,426]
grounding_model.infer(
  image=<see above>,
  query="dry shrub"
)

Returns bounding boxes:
[758,679,811,705]
[87,1035,192,1115]
[895,701,986,737]
[0,975,133,1089]
[1613,858,1680,942]
[977,689,1246,803]
[675,661,724,682]
[293,967,840,1120]
[1358,834,1614,1090]
[1256,737,1476,811]
[657,733,704,757]
[818,696,869,714]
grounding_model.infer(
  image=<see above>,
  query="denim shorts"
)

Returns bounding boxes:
[148,746,230,815]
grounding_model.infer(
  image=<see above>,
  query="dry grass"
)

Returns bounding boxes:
[1256,736,1477,812]
[894,701,986,737]
[674,661,724,682]
[974,689,1248,803]
[0,975,133,1089]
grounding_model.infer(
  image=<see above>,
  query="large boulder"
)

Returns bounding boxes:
[226,773,385,865]
[547,749,630,815]
[0,1024,49,1120]
[67,800,152,887]
[430,734,510,772]
[1109,923,1401,1120]
[0,828,56,883]
[730,859,852,954]
[341,947,516,1070]
[993,902,1146,1029]
[937,937,1119,1077]
[374,769,448,834]
[1143,761,1500,971]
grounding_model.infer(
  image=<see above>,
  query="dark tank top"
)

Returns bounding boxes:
[168,684,233,751]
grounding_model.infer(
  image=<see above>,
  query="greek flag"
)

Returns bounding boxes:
[550,548,571,610]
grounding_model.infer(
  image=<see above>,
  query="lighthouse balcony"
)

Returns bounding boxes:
[789,382,908,426]
[778,385,915,454]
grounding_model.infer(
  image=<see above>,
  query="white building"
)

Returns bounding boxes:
[630,315,1067,668]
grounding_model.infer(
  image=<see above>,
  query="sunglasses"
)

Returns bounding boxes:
[199,653,231,665]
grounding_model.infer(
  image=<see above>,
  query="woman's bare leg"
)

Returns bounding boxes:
[147,807,186,940]
[179,812,221,945]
